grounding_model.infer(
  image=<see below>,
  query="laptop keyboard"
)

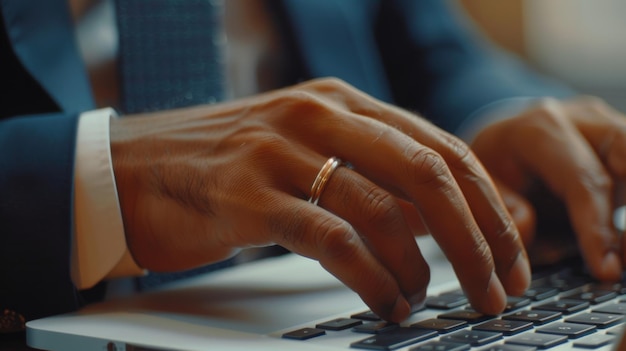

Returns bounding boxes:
[280,264,626,350]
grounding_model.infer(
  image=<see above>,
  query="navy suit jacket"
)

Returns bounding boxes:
[0,0,572,322]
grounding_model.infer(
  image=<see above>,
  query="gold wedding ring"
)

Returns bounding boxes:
[308,157,343,206]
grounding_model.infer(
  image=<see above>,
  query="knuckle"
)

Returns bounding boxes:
[513,101,569,140]
[315,218,361,261]
[361,187,403,230]
[491,216,522,254]
[405,147,451,189]
[573,168,612,195]
[470,236,495,269]
[223,127,290,161]
[273,90,325,111]
[532,102,567,128]
[439,133,480,172]
[267,90,338,126]
[576,95,608,111]
[306,77,352,91]
[269,206,309,247]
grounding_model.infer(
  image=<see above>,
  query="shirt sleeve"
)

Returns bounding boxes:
[72,108,144,290]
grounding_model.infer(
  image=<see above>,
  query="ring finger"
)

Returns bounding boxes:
[304,159,431,309]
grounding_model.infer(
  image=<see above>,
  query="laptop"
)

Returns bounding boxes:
[26,234,626,351]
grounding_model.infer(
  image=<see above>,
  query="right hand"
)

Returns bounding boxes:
[110,78,530,322]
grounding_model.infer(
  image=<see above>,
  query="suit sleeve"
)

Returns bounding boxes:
[377,0,575,133]
[0,112,88,322]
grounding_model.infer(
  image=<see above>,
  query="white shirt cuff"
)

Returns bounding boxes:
[72,108,143,290]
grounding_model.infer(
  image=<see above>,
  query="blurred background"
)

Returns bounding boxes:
[459,0,626,113]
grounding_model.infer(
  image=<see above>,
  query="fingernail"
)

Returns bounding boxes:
[486,271,507,314]
[408,291,426,313]
[390,295,411,323]
[506,253,531,296]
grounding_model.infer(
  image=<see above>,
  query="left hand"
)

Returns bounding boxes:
[471,96,626,281]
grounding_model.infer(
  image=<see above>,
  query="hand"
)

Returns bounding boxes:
[110,78,529,322]
[471,96,626,281]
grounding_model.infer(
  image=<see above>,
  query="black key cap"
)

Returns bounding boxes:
[316,317,362,331]
[548,274,591,292]
[503,310,562,325]
[505,296,531,312]
[561,289,617,304]
[593,303,626,315]
[593,282,626,295]
[536,322,596,339]
[479,345,537,351]
[441,330,502,346]
[353,321,399,334]
[533,299,589,314]
[438,310,492,324]
[352,311,381,321]
[425,292,468,310]
[565,312,623,328]
[282,327,325,340]
[409,341,470,351]
[472,319,533,336]
[523,286,559,301]
[350,327,437,350]
[573,333,615,348]
[506,332,567,349]
[411,318,467,334]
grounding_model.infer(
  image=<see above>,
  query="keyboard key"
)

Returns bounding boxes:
[592,282,626,295]
[472,319,533,336]
[316,317,362,331]
[282,327,325,340]
[504,296,531,312]
[506,332,567,348]
[533,299,589,314]
[352,311,382,321]
[438,310,492,324]
[524,286,559,301]
[503,310,562,325]
[440,329,502,346]
[479,345,537,351]
[536,322,596,339]
[593,302,626,315]
[409,341,470,351]
[561,288,617,304]
[572,333,615,348]
[411,318,467,334]
[425,292,468,310]
[565,312,623,328]
[353,321,399,334]
[547,274,591,292]
[350,327,437,350]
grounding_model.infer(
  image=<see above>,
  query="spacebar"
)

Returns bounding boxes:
[350,327,438,350]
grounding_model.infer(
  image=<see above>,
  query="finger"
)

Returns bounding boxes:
[300,112,508,315]
[507,103,621,281]
[564,97,626,177]
[311,164,431,309]
[493,179,537,248]
[397,199,430,236]
[267,196,412,322]
[301,80,529,299]
[417,129,531,297]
